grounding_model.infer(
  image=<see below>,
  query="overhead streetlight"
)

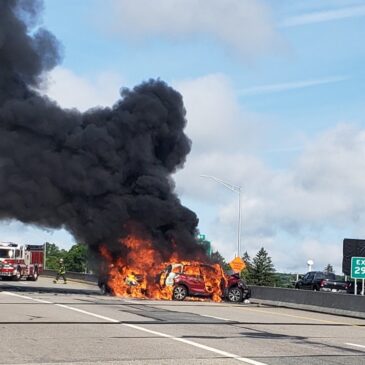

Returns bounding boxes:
[200,174,242,257]
[307,259,314,272]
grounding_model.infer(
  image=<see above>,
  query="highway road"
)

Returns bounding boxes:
[1,277,365,365]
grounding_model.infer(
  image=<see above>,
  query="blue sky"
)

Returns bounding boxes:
[3,0,365,273]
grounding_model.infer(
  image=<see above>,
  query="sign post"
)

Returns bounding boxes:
[350,257,365,296]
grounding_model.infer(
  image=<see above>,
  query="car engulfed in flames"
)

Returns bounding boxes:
[98,236,251,303]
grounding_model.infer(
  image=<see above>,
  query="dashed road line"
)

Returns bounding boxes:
[1,291,267,365]
[201,314,230,321]
[345,343,365,350]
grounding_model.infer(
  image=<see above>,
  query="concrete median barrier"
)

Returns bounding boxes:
[42,269,97,284]
[250,286,365,319]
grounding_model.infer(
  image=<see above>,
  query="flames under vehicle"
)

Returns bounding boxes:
[98,261,251,303]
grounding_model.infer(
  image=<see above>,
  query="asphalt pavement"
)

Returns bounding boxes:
[1,276,365,365]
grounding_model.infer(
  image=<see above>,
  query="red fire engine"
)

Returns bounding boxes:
[0,242,44,281]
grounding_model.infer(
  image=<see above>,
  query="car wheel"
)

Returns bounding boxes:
[173,285,187,301]
[228,287,243,302]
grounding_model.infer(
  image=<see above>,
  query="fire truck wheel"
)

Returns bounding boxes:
[173,285,187,301]
[13,267,22,281]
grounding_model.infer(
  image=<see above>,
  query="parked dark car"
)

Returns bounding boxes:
[160,263,251,302]
[295,271,349,293]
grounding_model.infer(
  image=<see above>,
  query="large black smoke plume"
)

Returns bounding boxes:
[0,0,204,261]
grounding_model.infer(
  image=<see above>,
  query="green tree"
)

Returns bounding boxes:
[324,264,334,274]
[250,247,276,286]
[241,251,253,283]
[273,272,297,288]
[45,242,66,270]
[210,250,226,266]
[210,250,230,271]
[64,243,88,272]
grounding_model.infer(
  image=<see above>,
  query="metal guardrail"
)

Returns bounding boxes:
[42,269,97,283]
[250,286,365,318]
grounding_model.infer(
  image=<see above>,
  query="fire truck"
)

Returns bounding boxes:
[0,242,44,281]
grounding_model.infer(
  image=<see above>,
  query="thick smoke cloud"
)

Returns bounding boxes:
[0,0,203,260]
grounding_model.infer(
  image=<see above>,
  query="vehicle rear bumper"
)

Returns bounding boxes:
[319,287,347,293]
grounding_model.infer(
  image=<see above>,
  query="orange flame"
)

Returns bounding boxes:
[99,235,227,302]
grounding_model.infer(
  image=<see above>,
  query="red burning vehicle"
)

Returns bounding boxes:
[99,236,251,302]
[0,242,44,281]
[99,257,251,302]
[159,262,251,302]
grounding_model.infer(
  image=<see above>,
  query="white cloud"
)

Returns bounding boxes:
[280,4,365,27]
[298,239,343,272]
[238,75,349,96]
[172,74,365,272]
[40,66,124,111]
[0,221,75,250]
[98,0,282,59]
[174,74,263,154]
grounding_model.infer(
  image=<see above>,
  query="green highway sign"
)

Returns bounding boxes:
[351,257,365,279]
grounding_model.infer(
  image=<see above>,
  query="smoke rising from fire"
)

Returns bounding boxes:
[0,0,203,260]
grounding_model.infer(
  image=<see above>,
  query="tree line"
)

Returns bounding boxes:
[211,247,337,287]
[211,247,278,286]
[45,241,335,283]
[45,242,88,273]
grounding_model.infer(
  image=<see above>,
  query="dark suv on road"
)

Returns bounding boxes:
[160,263,251,302]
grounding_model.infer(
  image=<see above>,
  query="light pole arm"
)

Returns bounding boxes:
[200,174,242,257]
[200,174,240,192]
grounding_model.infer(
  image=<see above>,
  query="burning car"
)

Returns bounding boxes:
[98,263,146,296]
[98,260,251,303]
[159,263,251,302]
[98,237,250,302]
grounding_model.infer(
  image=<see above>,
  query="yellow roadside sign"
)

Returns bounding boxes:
[229,257,246,273]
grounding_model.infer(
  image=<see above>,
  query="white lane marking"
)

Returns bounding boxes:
[124,322,267,365]
[31,298,52,304]
[201,314,230,321]
[345,343,365,349]
[55,304,119,323]
[3,291,33,300]
[2,291,51,304]
[1,291,267,365]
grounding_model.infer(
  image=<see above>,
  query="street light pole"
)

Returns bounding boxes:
[238,186,241,258]
[200,174,242,257]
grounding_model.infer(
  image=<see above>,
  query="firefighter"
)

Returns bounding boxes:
[53,258,67,284]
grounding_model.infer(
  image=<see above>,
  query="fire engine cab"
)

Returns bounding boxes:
[0,242,44,281]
